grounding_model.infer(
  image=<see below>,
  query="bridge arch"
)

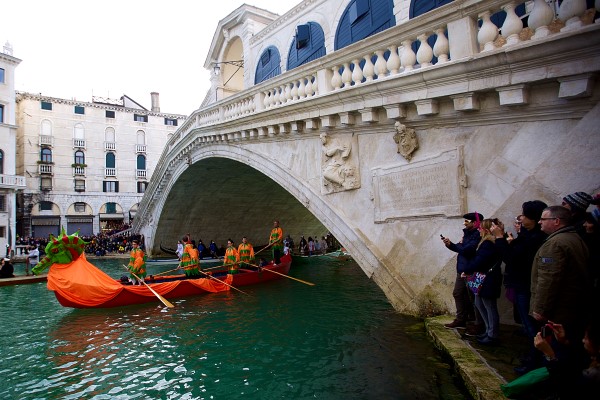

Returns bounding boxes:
[140,145,413,306]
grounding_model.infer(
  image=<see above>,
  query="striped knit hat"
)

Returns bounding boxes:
[562,191,593,212]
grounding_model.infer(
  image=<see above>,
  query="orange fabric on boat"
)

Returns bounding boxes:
[47,253,234,307]
[188,274,233,292]
[47,253,125,307]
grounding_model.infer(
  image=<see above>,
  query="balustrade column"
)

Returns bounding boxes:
[374,50,387,78]
[417,34,433,67]
[433,28,449,63]
[558,0,587,31]
[478,11,498,52]
[501,2,523,45]
[387,45,401,74]
[401,40,416,71]
[529,0,555,39]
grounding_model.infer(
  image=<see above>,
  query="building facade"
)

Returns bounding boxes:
[0,42,26,256]
[16,92,186,238]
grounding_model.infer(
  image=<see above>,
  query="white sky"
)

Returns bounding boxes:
[1,0,300,116]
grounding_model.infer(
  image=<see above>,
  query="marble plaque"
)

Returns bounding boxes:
[372,148,466,222]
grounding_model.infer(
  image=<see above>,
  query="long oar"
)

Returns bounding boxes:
[246,262,315,286]
[198,268,250,296]
[123,265,174,308]
[254,242,273,256]
[153,267,183,277]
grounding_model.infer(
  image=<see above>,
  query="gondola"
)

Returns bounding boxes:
[159,242,178,255]
[32,229,293,309]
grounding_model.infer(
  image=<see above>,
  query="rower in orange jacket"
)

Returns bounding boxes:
[224,239,240,274]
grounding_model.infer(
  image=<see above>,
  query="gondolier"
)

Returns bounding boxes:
[224,239,240,274]
[127,240,147,285]
[179,235,200,277]
[238,237,255,268]
[27,244,39,276]
[269,220,283,264]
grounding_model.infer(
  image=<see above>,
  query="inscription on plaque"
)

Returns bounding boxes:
[372,148,466,222]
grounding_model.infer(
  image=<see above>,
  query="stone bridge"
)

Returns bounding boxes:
[134,0,600,315]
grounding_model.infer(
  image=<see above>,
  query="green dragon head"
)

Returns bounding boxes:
[32,227,88,275]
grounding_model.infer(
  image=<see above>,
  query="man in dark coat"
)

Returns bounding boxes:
[531,205,589,344]
[442,212,483,330]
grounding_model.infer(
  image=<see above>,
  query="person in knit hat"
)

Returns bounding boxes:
[562,191,594,237]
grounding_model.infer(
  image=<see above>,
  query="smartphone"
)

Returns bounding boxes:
[541,324,553,338]
[440,234,445,239]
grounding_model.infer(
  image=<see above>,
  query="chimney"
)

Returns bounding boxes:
[151,92,160,112]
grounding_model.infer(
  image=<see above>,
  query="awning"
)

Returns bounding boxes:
[99,213,124,220]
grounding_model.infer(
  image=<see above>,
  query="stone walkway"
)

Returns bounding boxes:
[426,315,533,400]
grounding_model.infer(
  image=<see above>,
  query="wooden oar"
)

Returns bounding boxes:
[153,267,182,277]
[254,242,273,256]
[197,269,250,296]
[246,262,315,286]
[123,265,174,308]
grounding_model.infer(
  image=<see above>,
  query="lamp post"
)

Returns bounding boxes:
[212,60,244,101]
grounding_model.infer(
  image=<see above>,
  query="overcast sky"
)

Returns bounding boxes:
[1,0,300,116]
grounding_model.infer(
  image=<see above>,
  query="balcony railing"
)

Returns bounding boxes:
[73,138,86,149]
[105,168,116,177]
[0,174,26,189]
[39,135,53,146]
[104,141,116,151]
[39,164,53,175]
[73,166,86,176]
[136,169,147,179]
[136,144,147,153]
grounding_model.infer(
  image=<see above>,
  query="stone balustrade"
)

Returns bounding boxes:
[165,0,594,150]
[0,174,26,189]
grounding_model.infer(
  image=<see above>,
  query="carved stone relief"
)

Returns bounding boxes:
[393,122,419,161]
[320,132,360,194]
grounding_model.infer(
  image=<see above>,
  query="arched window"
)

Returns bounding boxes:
[74,150,85,165]
[334,0,396,51]
[41,148,52,163]
[0,150,3,174]
[287,22,326,71]
[105,127,115,142]
[409,0,525,28]
[254,46,281,84]
[136,130,146,145]
[137,155,146,170]
[105,152,115,168]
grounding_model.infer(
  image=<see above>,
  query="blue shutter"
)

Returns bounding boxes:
[334,0,395,51]
[287,22,326,71]
[255,46,282,84]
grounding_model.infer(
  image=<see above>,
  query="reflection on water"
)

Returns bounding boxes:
[0,257,468,399]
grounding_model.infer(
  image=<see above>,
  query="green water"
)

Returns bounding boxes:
[0,257,468,399]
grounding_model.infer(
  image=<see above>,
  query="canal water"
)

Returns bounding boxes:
[0,256,469,399]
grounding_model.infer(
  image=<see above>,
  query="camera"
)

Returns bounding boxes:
[541,324,553,338]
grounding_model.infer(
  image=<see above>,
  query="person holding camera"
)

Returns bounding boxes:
[534,318,600,398]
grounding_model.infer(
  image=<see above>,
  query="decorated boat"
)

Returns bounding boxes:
[33,229,293,309]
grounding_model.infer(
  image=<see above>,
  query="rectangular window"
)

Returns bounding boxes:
[0,104,4,123]
[0,226,5,238]
[74,179,86,192]
[74,202,86,212]
[40,177,52,190]
[106,110,115,118]
[350,0,369,24]
[0,195,5,212]
[134,114,148,123]
[39,201,53,211]
[0,68,4,83]
[137,181,147,193]
[74,105,85,114]
[41,101,53,110]
[103,181,119,192]
[164,118,178,126]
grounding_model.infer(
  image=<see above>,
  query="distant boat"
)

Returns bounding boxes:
[159,242,178,255]
[46,253,292,309]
